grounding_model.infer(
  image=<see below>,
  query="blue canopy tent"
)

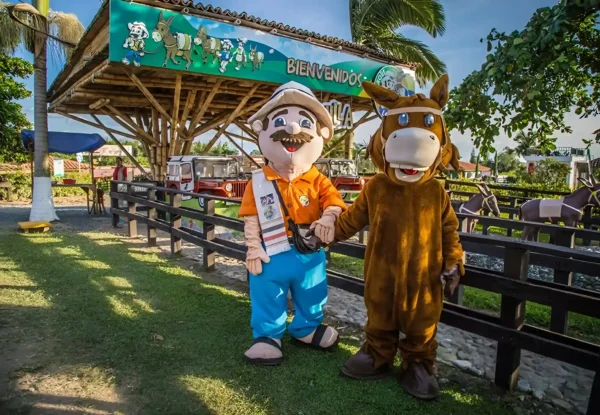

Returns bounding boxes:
[21,130,106,154]
[21,130,108,214]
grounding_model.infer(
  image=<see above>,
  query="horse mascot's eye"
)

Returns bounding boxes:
[424,113,435,127]
[398,113,409,126]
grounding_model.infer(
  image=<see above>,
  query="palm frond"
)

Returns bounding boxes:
[0,1,27,54]
[368,31,446,84]
[364,0,446,37]
[48,11,84,62]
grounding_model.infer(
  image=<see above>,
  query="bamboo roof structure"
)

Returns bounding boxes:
[47,0,416,180]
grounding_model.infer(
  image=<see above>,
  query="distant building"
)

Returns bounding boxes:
[446,161,492,179]
[522,147,592,190]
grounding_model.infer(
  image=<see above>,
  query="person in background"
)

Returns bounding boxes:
[113,157,128,181]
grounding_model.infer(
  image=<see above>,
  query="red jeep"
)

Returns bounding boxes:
[166,156,248,202]
[315,158,365,200]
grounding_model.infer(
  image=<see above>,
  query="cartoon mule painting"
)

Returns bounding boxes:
[122,22,149,67]
[249,45,264,71]
[335,75,465,400]
[193,25,221,64]
[152,11,196,70]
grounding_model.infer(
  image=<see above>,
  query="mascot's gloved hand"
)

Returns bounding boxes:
[310,206,342,244]
[244,215,270,275]
[440,265,460,297]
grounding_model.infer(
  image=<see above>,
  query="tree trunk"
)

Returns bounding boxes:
[29,14,58,222]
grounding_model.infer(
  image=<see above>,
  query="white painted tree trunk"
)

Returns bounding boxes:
[29,30,59,222]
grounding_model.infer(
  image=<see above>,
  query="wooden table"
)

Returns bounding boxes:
[52,183,100,214]
[0,181,12,201]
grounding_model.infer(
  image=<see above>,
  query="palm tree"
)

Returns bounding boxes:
[349,0,447,83]
[511,130,557,157]
[0,1,84,221]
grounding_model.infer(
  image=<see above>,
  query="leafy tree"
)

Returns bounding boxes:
[1,1,84,221]
[528,158,571,188]
[469,148,477,163]
[349,0,446,83]
[190,142,238,156]
[495,149,522,173]
[445,0,600,155]
[0,53,32,163]
[250,149,262,156]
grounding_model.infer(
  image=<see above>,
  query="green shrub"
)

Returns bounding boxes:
[0,171,95,200]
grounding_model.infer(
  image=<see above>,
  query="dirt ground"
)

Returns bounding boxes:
[0,198,573,415]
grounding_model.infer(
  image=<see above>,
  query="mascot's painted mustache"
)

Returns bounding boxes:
[238,81,347,365]
[334,74,465,400]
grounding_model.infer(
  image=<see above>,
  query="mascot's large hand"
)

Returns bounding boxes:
[244,216,270,275]
[441,265,461,297]
[310,207,340,244]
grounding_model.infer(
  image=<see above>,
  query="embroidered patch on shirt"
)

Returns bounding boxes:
[299,195,310,207]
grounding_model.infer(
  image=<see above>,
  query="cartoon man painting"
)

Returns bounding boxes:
[122,22,149,67]
[219,39,234,73]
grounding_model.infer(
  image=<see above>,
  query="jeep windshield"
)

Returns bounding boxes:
[330,161,357,177]
[194,159,239,179]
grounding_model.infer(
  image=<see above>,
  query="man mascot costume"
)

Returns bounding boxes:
[334,75,464,399]
[239,81,347,365]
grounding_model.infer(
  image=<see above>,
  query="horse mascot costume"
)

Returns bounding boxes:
[334,75,465,399]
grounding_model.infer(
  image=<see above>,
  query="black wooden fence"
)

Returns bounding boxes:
[110,180,600,414]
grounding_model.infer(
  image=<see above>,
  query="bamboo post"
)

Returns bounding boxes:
[170,74,182,156]
[55,111,138,140]
[223,132,261,168]
[160,115,168,181]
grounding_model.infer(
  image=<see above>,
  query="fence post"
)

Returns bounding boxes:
[170,193,182,255]
[507,198,517,237]
[110,181,120,228]
[495,246,529,391]
[147,189,157,247]
[359,227,369,244]
[550,228,575,334]
[582,206,592,246]
[588,354,600,415]
[203,197,216,271]
[127,184,137,238]
[156,187,167,221]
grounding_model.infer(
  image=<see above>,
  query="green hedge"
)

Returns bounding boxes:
[442,178,569,201]
[0,172,96,200]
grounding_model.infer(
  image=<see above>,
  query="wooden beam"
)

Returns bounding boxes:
[187,79,222,135]
[90,114,151,178]
[174,89,196,154]
[55,111,137,140]
[322,112,376,158]
[160,115,168,179]
[223,131,258,143]
[234,121,259,140]
[89,98,109,110]
[223,132,261,168]
[123,67,172,123]
[104,105,157,144]
[203,84,260,153]
[192,96,269,139]
[170,74,182,156]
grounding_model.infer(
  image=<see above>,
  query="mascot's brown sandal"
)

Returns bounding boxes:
[290,324,340,351]
[340,350,394,380]
[399,362,440,400]
[245,337,283,366]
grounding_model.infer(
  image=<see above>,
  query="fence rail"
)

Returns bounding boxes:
[110,180,600,414]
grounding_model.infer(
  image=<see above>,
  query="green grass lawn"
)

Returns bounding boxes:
[329,253,600,344]
[0,231,520,414]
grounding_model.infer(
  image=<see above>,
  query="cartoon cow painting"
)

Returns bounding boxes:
[152,11,195,70]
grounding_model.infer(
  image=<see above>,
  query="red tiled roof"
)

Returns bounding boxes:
[457,161,491,172]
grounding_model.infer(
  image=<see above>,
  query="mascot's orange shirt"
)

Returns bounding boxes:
[239,165,347,236]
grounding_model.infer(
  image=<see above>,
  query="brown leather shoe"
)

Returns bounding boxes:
[340,349,393,380]
[399,361,440,400]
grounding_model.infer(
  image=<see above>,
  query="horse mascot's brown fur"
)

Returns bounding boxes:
[334,75,465,400]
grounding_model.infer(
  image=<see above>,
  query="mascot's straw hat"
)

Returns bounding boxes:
[248,81,334,140]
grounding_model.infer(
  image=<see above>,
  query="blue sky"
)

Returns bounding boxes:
[14,0,599,159]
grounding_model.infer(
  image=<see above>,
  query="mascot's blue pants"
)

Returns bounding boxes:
[249,246,327,339]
